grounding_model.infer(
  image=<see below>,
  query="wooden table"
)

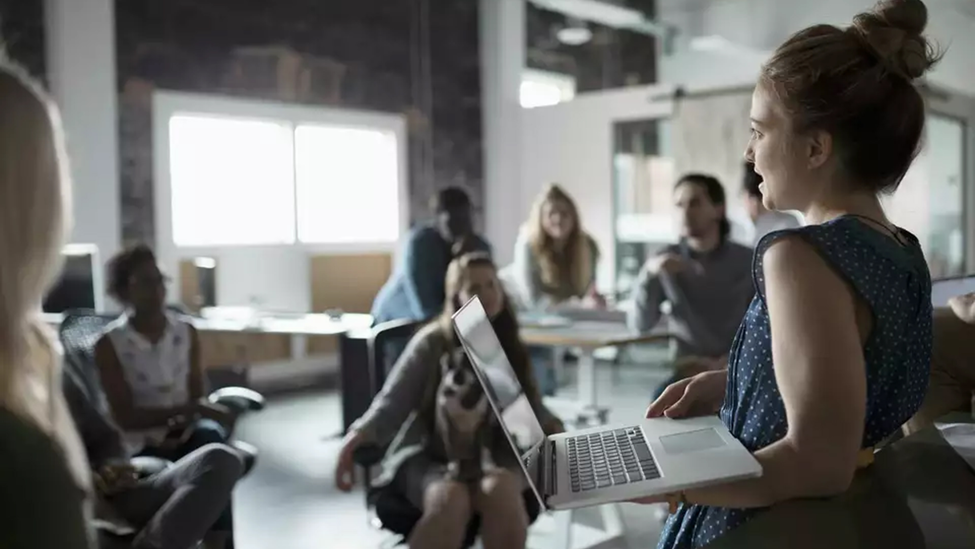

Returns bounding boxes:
[191,312,373,362]
[704,414,975,549]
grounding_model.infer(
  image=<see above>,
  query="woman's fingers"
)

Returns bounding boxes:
[335,459,355,491]
[664,390,695,418]
[646,379,690,418]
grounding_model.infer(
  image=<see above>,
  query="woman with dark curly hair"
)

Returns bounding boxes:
[96,245,234,461]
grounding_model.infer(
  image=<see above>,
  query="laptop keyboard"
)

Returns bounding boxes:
[567,427,660,493]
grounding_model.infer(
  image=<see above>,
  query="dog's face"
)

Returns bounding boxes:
[439,347,484,410]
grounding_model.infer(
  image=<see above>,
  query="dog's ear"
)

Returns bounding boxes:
[440,352,453,377]
[453,347,472,370]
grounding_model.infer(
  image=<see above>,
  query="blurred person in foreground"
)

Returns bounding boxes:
[0,60,92,548]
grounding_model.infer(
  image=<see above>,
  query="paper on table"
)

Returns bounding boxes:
[936,423,975,472]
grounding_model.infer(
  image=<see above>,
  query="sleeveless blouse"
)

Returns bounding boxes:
[105,312,193,451]
[658,216,933,548]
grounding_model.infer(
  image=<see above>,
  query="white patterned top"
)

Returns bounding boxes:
[105,312,193,451]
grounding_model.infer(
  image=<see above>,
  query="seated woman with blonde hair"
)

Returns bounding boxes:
[512,183,603,310]
[335,252,562,549]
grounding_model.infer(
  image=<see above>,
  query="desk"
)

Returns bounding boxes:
[705,414,975,549]
[521,321,673,410]
[45,311,373,366]
[191,313,373,361]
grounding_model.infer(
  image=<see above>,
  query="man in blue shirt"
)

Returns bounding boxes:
[371,187,491,323]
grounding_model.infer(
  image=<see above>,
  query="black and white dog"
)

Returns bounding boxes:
[435,347,495,483]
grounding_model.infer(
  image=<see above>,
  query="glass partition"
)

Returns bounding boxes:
[885,113,966,278]
[612,118,674,297]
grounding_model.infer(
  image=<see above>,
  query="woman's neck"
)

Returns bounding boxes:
[129,310,167,334]
[549,235,569,253]
[803,191,888,227]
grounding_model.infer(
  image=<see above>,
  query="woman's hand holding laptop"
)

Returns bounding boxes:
[646,369,727,420]
[632,369,729,508]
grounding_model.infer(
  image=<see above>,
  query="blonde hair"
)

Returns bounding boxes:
[525,184,596,298]
[0,62,90,489]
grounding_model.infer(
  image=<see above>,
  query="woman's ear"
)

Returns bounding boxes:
[807,130,833,170]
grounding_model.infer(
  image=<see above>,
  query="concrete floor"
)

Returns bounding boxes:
[232,350,674,549]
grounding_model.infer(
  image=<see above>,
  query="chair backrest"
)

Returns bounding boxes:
[367,318,424,396]
[59,309,118,413]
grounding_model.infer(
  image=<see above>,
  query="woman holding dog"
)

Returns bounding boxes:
[335,252,563,549]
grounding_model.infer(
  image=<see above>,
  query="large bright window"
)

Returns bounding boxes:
[170,115,296,247]
[295,125,400,244]
[164,104,404,249]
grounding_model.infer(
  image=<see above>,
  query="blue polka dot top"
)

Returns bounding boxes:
[657,216,933,549]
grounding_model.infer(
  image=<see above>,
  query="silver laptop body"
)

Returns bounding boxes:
[451,296,762,511]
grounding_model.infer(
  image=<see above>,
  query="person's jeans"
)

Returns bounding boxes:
[529,346,557,396]
[140,419,229,462]
[111,444,243,549]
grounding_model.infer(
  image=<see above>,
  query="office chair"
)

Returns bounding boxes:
[351,318,541,547]
[58,309,265,472]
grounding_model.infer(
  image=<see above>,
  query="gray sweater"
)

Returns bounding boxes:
[352,322,557,484]
[628,241,754,358]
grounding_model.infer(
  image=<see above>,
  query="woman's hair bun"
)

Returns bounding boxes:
[849,0,941,80]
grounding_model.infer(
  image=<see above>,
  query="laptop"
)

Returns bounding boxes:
[451,296,762,511]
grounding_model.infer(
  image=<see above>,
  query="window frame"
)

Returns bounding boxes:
[153,91,409,294]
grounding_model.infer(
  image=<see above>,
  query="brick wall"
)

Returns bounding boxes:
[115,0,483,245]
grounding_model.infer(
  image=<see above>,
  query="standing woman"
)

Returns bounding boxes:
[643,1,939,547]
[0,62,93,547]
[512,184,602,310]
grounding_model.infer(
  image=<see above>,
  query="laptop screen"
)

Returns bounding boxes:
[451,297,547,497]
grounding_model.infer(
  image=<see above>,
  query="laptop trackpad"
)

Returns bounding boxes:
[659,428,727,455]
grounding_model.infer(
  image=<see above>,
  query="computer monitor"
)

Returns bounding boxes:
[43,244,104,313]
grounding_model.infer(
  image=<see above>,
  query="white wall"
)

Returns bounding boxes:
[659,0,975,96]
[45,0,121,309]
[518,87,673,291]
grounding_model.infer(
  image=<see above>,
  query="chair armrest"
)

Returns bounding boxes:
[352,443,386,467]
[208,386,266,414]
[129,456,173,477]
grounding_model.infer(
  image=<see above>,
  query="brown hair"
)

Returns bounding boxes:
[419,252,542,427]
[525,184,597,298]
[760,0,942,193]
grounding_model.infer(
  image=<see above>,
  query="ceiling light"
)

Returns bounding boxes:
[557,18,592,46]
[531,0,644,28]
[689,34,769,59]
